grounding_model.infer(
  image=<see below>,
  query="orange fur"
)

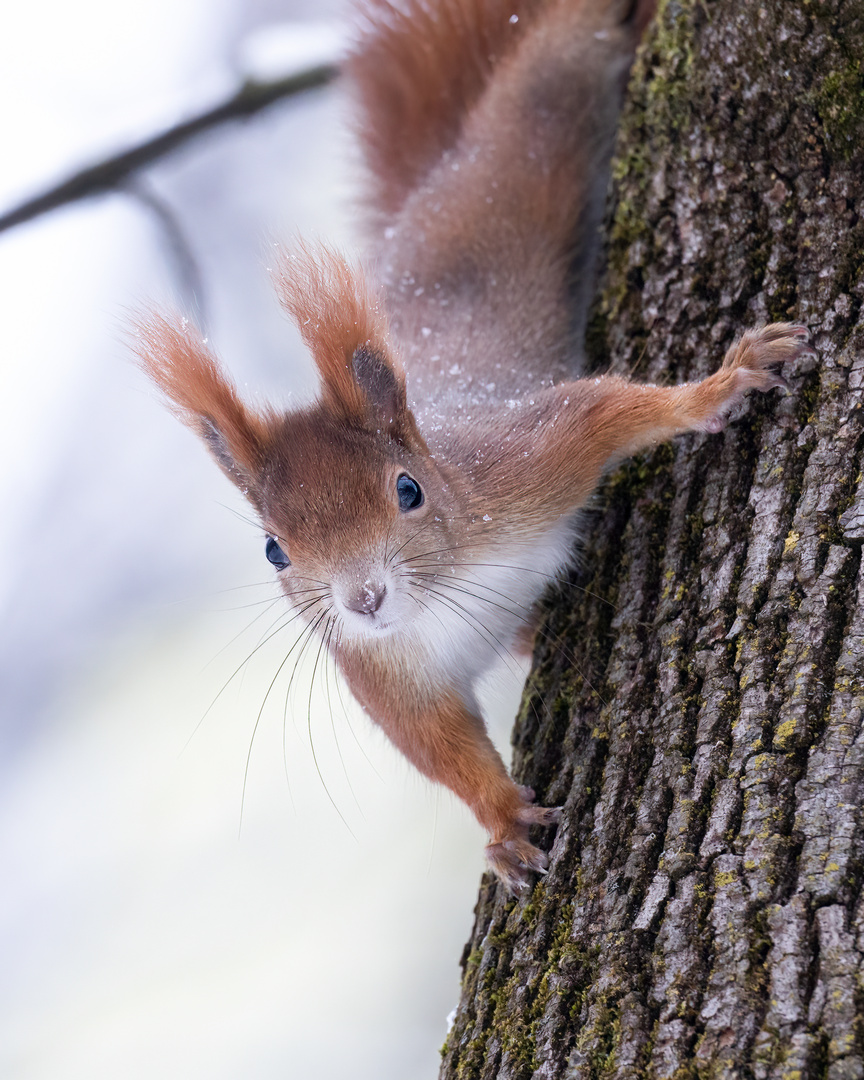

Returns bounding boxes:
[136,0,814,893]
[134,315,271,490]
[272,244,392,419]
[346,0,545,220]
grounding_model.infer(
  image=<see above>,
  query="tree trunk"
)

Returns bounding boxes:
[440,2,864,1078]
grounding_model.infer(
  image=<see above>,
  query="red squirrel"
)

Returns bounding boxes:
[136,0,812,892]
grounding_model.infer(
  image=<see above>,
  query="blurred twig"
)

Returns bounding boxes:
[0,63,337,236]
[125,179,211,332]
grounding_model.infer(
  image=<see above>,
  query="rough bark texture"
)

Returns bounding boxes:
[440,2,864,1078]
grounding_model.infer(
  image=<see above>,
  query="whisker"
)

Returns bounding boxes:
[305,614,359,840]
[400,541,467,564]
[265,542,332,594]
[244,598,328,666]
[207,580,283,594]
[165,580,280,609]
[288,574,333,591]
[238,608,327,832]
[385,517,439,568]
[409,573,530,622]
[400,535,624,626]
[382,517,396,570]
[408,580,524,678]
[279,607,333,807]
[322,620,365,816]
[409,569,565,649]
[208,595,286,613]
[411,576,563,729]
[407,585,451,635]
[418,569,532,604]
[407,557,617,613]
[216,501,264,531]
[409,571,609,709]
[181,595,325,754]
[329,628,384,781]
[199,597,283,673]
[279,586,339,601]
[282,606,327,707]
[409,583,557,741]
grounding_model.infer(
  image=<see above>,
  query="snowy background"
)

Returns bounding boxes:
[0,2,527,1077]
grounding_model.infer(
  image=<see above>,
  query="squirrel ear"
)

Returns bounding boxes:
[274,245,394,409]
[273,244,426,448]
[133,314,270,499]
[351,345,406,424]
[351,343,426,448]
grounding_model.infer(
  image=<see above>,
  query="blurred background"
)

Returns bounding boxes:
[0,2,528,1076]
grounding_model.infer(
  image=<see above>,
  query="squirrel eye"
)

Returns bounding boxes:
[396,474,424,511]
[265,536,290,570]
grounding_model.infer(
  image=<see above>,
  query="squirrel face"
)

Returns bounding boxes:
[255,406,465,643]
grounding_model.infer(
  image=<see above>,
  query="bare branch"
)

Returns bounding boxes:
[0,64,337,236]
[126,179,210,332]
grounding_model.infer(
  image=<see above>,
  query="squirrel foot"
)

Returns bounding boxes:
[485,789,562,894]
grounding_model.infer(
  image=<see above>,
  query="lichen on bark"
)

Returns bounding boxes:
[440,2,864,1078]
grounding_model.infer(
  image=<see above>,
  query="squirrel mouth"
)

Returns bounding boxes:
[337,609,396,636]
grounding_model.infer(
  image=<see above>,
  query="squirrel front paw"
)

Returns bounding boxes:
[484,791,562,894]
[699,323,814,433]
[722,322,811,388]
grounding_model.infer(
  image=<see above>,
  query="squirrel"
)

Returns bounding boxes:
[135,0,812,892]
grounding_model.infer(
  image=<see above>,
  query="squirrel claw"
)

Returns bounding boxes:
[485,796,562,893]
[485,837,551,894]
[517,803,563,826]
[711,322,815,415]
[761,371,789,392]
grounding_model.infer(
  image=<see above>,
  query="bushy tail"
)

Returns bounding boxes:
[345,0,657,381]
[345,0,550,221]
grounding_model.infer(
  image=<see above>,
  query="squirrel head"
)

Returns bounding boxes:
[133,246,468,641]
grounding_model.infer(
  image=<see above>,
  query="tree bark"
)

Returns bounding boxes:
[440,2,864,1078]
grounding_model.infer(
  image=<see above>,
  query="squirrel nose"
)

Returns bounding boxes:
[343,582,386,616]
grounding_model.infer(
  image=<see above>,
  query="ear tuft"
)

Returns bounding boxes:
[272,243,402,420]
[132,313,270,491]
